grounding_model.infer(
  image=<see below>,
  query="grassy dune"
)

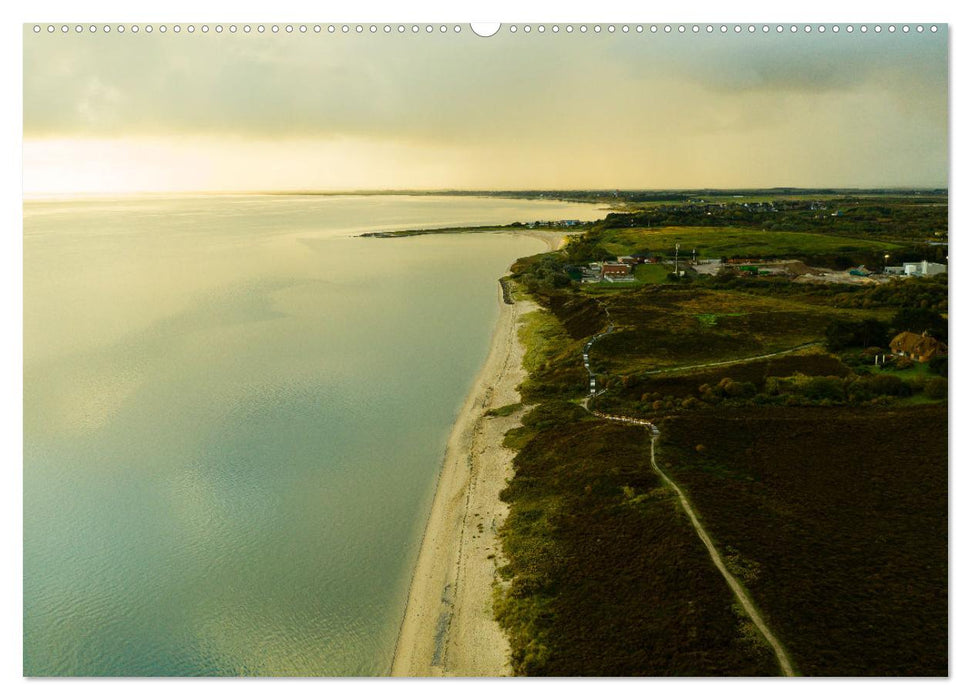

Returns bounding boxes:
[600,226,902,259]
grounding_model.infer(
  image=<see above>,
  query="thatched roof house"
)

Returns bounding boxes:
[889,331,947,363]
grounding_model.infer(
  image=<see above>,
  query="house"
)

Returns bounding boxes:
[601,262,634,279]
[889,331,947,363]
[580,263,603,283]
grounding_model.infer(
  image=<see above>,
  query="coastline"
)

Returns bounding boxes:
[361,226,572,250]
[391,235,560,677]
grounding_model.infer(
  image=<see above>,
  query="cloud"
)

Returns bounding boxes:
[22,28,948,189]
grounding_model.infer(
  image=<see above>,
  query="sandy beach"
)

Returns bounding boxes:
[390,261,546,677]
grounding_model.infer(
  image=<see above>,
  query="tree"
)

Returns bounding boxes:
[891,307,948,342]
[927,355,947,377]
[824,318,890,352]
[564,239,610,264]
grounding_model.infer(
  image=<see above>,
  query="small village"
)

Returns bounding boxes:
[567,247,947,371]
[573,253,947,286]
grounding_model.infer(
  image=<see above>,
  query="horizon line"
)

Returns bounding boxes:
[23,186,950,200]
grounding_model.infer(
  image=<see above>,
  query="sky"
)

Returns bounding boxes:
[22,24,949,193]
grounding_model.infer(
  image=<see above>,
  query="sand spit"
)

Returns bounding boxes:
[391,289,535,677]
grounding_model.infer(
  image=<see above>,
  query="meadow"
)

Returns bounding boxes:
[598,226,901,260]
[584,285,888,376]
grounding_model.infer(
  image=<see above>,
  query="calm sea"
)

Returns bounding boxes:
[23,194,606,676]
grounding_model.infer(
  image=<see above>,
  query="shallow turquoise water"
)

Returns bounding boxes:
[23,194,604,676]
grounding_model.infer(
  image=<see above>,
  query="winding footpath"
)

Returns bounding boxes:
[581,311,798,677]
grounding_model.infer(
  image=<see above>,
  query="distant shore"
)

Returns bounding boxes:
[360,226,575,249]
[390,236,560,677]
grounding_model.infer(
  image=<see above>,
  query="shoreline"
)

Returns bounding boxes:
[391,238,559,677]
[361,226,573,251]
[390,289,533,677]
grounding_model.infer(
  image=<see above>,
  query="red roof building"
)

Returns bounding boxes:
[601,262,633,278]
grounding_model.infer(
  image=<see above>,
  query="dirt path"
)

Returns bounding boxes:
[584,318,798,677]
[645,431,797,676]
[641,342,822,376]
[583,311,818,395]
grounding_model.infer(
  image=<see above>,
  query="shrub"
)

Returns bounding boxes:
[803,376,845,402]
[866,374,912,398]
[928,356,948,377]
[846,377,873,402]
[924,377,947,400]
[716,377,757,399]
[893,356,914,371]
[522,401,589,430]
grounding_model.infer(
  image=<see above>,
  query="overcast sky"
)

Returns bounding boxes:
[23,25,948,193]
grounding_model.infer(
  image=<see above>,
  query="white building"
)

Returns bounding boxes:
[884,260,947,277]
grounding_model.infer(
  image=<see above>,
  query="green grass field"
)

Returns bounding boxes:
[635,263,672,284]
[599,227,903,259]
[586,286,889,375]
[874,360,933,381]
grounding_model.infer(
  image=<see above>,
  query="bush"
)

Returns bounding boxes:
[522,401,589,430]
[715,377,757,399]
[928,356,948,377]
[924,377,947,400]
[846,379,871,402]
[803,376,845,402]
[893,356,914,371]
[866,374,912,398]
